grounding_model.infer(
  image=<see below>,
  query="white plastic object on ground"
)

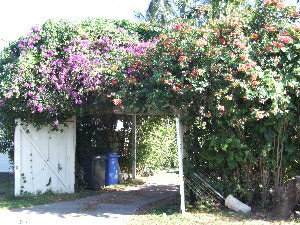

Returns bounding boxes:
[225,194,251,214]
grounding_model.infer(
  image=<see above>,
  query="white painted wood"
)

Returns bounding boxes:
[114,104,174,116]
[176,113,186,214]
[14,119,76,196]
[14,120,21,196]
[69,119,76,192]
[20,128,70,191]
[132,114,137,179]
[48,129,58,192]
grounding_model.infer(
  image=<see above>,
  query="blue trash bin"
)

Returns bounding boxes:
[105,152,120,186]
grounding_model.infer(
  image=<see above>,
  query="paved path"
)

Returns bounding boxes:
[0,174,179,225]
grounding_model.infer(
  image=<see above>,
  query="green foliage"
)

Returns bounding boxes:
[178,2,300,206]
[136,116,178,173]
[0,116,14,154]
[122,1,299,206]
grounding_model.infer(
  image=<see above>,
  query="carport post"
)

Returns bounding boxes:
[176,113,186,214]
[132,114,137,179]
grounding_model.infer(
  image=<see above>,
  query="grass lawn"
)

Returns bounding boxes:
[128,196,300,225]
[0,179,145,209]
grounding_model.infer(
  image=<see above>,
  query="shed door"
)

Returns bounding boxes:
[14,119,76,196]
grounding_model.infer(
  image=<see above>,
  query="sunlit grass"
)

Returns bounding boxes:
[128,196,300,225]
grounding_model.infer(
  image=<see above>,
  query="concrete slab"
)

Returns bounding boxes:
[0,174,179,225]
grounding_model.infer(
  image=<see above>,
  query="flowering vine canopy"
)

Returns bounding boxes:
[0,19,157,126]
[0,2,299,129]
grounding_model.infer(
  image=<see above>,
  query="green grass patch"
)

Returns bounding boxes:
[130,196,300,225]
[0,180,101,209]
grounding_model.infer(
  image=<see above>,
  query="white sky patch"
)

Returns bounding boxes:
[116,120,124,131]
[0,0,150,49]
[0,0,299,50]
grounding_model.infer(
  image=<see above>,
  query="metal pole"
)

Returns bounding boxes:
[176,113,186,214]
[132,114,137,179]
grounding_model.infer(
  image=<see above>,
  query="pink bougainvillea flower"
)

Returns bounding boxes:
[32,25,42,33]
[266,46,273,51]
[219,38,226,45]
[278,34,293,44]
[217,105,225,111]
[174,24,182,31]
[37,104,43,113]
[112,99,122,106]
[276,1,284,8]
[5,92,12,99]
[250,74,258,81]
[197,38,207,47]
[75,99,83,104]
[225,95,232,100]
[255,111,266,119]
[178,55,187,62]
[233,38,246,50]
[53,120,59,126]
[172,86,181,92]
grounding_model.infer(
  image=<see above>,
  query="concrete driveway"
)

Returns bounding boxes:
[0,172,179,225]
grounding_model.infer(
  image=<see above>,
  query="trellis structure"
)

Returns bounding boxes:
[115,109,186,213]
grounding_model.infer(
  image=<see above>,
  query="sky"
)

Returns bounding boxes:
[0,0,151,50]
[0,0,299,50]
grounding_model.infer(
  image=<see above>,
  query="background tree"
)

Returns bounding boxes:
[134,0,248,25]
[135,0,210,25]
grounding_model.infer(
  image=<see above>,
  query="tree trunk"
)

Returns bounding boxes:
[272,177,300,219]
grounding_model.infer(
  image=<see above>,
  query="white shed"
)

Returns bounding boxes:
[14,118,76,196]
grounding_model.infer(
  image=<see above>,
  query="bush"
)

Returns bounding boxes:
[136,116,178,173]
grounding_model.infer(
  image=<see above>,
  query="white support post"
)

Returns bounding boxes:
[132,114,137,179]
[176,113,186,214]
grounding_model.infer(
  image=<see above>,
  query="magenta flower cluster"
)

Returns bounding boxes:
[0,20,156,126]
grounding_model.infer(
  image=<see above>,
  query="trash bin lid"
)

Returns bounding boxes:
[106,152,120,158]
[93,155,108,160]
